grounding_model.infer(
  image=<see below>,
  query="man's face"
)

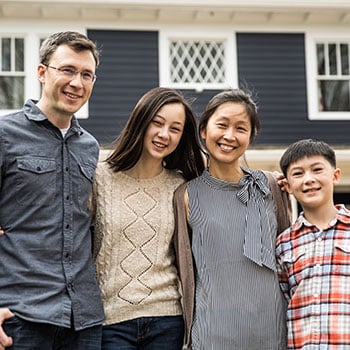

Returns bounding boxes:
[37,44,96,121]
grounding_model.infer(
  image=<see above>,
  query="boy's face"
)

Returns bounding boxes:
[285,155,341,210]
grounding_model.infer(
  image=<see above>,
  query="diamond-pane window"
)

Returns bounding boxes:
[169,40,226,85]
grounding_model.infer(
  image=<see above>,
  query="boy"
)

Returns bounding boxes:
[276,138,350,349]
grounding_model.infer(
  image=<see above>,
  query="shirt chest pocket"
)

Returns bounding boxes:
[16,156,57,206]
[281,248,308,281]
[333,241,350,267]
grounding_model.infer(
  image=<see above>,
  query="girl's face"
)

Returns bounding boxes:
[141,102,185,163]
[201,101,251,169]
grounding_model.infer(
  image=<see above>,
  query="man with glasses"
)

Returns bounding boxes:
[0,31,104,349]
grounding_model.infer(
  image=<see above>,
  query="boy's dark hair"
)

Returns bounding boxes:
[280,138,336,176]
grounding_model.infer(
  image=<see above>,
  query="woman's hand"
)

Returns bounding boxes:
[273,171,287,192]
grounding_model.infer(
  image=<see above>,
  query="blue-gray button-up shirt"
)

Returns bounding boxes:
[0,100,104,330]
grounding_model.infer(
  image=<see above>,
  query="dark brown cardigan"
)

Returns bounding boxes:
[173,171,292,349]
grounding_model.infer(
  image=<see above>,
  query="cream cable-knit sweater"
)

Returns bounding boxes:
[91,162,184,325]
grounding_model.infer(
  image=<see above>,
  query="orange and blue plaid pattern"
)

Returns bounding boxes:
[276,204,350,349]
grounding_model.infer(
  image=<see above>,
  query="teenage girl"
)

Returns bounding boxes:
[90,87,205,350]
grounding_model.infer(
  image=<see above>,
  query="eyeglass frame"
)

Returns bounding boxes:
[43,64,97,83]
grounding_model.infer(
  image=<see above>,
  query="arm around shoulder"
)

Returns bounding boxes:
[263,170,293,234]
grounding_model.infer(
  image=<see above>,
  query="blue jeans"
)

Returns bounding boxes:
[102,315,184,350]
[3,315,102,350]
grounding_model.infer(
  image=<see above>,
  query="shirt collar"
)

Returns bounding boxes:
[23,99,83,136]
[295,203,350,230]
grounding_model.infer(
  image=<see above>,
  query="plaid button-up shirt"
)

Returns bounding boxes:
[276,204,350,349]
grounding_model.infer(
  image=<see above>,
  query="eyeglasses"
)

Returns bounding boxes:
[44,64,96,83]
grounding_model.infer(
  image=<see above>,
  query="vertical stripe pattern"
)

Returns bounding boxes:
[188,169,287,349]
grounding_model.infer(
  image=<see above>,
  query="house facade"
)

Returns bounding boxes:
[1,0,350,204]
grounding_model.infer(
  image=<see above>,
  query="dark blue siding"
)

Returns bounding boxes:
[81,30,159,146]
[82,29,215,145]
[237,33,350,146]
[82,31,349,147]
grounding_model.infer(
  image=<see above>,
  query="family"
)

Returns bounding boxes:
[0,31,348,350]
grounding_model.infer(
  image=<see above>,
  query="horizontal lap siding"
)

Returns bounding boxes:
[237,33,350,146]
[82,30,159,146]
[82,31,349,147]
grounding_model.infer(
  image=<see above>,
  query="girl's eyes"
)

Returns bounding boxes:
[151,119,182,133]
[152,120,162,126]
[171,127,182,133]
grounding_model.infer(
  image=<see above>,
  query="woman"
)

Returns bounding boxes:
[174,88,291,349]
[90,87,205,349]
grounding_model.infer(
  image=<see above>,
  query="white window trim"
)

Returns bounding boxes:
[159,28,238,91]
[0,26,90,119]
[306,30,350,121]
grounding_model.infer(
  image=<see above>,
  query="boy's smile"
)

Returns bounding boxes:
[285,155,340,210]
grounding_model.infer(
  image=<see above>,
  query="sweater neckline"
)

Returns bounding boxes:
[119,167,168,184]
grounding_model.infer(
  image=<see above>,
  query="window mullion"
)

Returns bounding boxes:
[336,43,342,77]
[325,43,330,76]
[11,37,15,72]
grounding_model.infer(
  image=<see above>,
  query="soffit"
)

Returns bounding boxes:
[1,0,350,25]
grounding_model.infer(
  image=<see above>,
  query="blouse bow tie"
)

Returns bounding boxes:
[237,171,276,270]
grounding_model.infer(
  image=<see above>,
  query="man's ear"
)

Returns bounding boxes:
[37,64,46,84]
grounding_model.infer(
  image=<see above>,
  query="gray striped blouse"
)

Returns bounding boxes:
[187,169,287,350]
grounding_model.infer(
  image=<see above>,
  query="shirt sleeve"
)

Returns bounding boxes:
[276,239,291,302]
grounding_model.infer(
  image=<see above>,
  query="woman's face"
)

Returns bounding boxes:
[141,102,185,163]
[201,101,251,169]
